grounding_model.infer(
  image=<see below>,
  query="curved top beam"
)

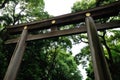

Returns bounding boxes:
[7,1,120,34]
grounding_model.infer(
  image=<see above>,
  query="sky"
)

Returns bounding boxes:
[72,43,87,80]
[44,0,87,80]
[44,0,80,16]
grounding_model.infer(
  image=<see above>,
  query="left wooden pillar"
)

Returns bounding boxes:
[4,26,28,80]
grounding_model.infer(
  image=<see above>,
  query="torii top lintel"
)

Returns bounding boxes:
[7,1,120,34]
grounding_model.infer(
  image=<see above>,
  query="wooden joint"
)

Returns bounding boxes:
[51,20,56,24]
[24,26,28,30]
[86,13,91,17]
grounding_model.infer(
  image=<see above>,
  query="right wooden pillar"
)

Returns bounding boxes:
[85,13,112,80]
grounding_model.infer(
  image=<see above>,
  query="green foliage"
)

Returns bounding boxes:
[72,0,118,13]
[0,0,49,27]
[0,0,82,80]
[0,38,8,79]
[1,38,82,80]
[72,0,96,13]
[86,62,94,80]
[71,0,120,80]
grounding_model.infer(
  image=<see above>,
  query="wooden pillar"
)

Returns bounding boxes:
[4,26,28,80]
[51,20,58,32]
[85,13,112,80]
[51,26,58,31]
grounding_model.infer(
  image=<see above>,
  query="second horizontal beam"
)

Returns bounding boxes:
[5,21,120,44]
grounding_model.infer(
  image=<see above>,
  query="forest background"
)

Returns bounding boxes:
[0,0,120,80]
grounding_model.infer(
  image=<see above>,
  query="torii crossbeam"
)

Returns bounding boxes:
[6,1,120,34]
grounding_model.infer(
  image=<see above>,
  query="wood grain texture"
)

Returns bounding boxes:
[5,21,120,44]
[6,1,120,34]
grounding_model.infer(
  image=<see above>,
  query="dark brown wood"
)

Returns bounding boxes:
[3,27,28,80]
[5,21,120,44]
[7,1,120,34]
[51,26,58,31]
[85,16,112,80]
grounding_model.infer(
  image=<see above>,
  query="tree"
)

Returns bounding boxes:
[0,0,82,80]
[72,0,96,13]
[71,0,120,80]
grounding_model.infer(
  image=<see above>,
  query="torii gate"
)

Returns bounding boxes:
[3,1,120,80]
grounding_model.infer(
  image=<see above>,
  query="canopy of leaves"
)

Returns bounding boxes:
[71,0,120,80]
[0,0,82,80]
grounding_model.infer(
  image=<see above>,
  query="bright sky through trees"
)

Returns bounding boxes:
[44,0,81,16]
[44,0,87,80]
[44,0,84,56]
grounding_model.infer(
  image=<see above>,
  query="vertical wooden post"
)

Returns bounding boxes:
[85,13,112,80]
[4,26,28,80]
[51,26,58,32]
[51,20,58,32]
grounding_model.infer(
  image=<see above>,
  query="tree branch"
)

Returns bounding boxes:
[12,2,18,25]
[0,0,9,9]
[100,30,114,63]
[14,8,26,24]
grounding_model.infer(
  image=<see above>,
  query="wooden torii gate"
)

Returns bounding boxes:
[3,1,120,80]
